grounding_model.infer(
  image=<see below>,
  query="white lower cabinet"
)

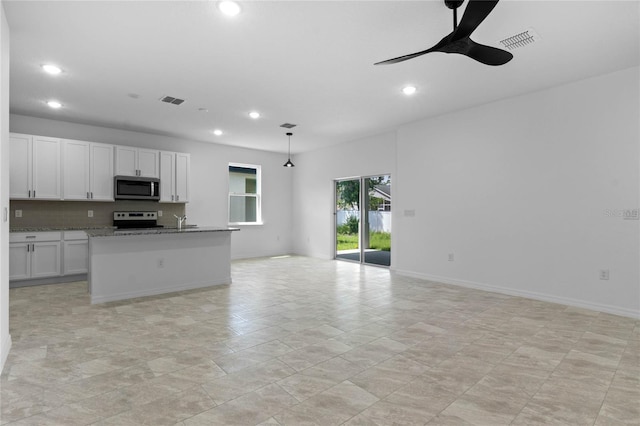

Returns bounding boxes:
[9,244,31,280]
[9,231,89,282]
[63,231,89,275]
[31,242,62,278]
[9,232,62,281]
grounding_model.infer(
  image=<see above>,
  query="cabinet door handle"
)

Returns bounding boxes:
[33,190,36,198]
[176,195,179,201]
[31,244,35,252]
[28,190,31,198]
[171,195,174,201]
[87,192,90,199]
[27,244,30,252]
[91,192,93,199]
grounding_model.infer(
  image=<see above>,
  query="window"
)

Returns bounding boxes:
[229,163,262,224]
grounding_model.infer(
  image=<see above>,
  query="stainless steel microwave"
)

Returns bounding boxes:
[114,176,160,201]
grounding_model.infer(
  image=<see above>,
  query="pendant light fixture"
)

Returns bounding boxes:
[283,132,295,168]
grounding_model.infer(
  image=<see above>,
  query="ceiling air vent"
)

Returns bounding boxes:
[160,95,185,105]
[280,123,297,129]
[498,28,541,51]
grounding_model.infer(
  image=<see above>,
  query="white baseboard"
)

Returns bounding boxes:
[1,333,12,374]
[395,269,640,320]
[232,251,300,261]
[290,250,332,260]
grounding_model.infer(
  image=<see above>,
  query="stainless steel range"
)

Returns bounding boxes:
[113,211,164,229]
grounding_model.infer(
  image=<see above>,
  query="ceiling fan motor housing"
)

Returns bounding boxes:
[444,0,464,10]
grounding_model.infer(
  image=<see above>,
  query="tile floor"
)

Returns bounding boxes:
[1,256,638,425]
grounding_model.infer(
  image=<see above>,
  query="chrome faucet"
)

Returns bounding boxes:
[174,214,187,230]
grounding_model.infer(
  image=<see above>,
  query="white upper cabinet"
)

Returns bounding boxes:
[137,149,160,178]
[90,143,115,200]
[159,151,176,203]
[175,152,190,203]
[32,136,62,199]
[10,133,62,200]
[9,134,32,199]
[159,151,190,203]
[62,139,114,201]
[114,146,137,176]
[115,146,159,178]
[62,139,90,200]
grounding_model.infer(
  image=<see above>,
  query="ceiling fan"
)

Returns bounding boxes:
[375,0,513,66]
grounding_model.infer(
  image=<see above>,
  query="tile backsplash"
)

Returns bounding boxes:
[9,200,186,229]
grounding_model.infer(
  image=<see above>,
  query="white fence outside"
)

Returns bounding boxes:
[336,210,391,233]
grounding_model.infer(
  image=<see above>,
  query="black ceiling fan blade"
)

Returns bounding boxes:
[374,48,436,65]
[452,0,500,40]
[374,34,451,65]
[462,39,513,66]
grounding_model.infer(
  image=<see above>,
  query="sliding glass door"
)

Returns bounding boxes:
[335,175,391,267]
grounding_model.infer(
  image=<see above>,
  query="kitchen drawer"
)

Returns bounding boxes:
[63,231,88,241]
[10,232,62,243]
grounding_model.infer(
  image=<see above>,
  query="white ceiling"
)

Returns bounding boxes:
[4,1,639,154]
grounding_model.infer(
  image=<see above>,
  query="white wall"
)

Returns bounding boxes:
[292,131,396,260]
[393,67,639,318]
[0,1,11,372]
[9,114,294,260]
[293,67,639,319]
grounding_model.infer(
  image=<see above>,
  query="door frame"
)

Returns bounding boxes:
[334,173,391,267]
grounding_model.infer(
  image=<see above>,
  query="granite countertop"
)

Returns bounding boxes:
[85,226,240,237]
[10,226,116,233]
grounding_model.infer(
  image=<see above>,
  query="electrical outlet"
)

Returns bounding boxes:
[157,210,163,217]
[448,253,455,262]
[158,258,164,268]
[599,269,610,280]
[15,209,22,218]
[88,210,94,218]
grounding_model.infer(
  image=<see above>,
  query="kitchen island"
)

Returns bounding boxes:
[86,227,239,304]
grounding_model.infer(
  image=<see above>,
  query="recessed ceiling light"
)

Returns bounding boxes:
[218,1,241,17]
[248,111,260,119]
[402,86,417,96]
[213,129,223,136]
[42,64,62,75]
[46,100,62,109]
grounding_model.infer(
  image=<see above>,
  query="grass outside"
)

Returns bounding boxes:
[336,231,391,252]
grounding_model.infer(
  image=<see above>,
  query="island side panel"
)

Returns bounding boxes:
[89,231,232,304]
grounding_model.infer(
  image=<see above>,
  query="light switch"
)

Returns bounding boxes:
[15,209,22,218]
[88,210,94,218]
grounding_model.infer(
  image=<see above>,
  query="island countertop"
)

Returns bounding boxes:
[85,226,240,237]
